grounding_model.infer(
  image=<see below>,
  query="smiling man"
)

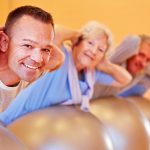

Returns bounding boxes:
[0,5,64,111]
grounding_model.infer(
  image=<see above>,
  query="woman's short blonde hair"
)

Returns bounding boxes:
[79,21,113,51]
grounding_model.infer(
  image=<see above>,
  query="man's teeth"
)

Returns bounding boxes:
[24,64,39,69]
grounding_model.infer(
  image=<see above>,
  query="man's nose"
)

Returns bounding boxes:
[30,48,43,63]
[141,60,147,67]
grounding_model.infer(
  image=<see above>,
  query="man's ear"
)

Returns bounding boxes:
[0,31,9,52]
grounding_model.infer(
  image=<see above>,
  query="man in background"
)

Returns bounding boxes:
[93,35,150,98]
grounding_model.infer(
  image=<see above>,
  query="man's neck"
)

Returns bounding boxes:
[0,66,20,86]
[0,53,20,86]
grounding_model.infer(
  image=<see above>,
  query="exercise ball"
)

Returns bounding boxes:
[0,125,26,150]
[126,96,150,122]
[90,97,149,150]
[8,106,113,150]
[126,96,150,143]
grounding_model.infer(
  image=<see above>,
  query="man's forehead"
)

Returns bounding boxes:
[140,41,150,51]
[10,15,54,33]
[137,42,150,57]
[22,38,54,47]
[12,15,42,25]
[9,17,54,40]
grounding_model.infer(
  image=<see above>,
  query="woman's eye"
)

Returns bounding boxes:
[98,48,104,52]
[88,41,93,45]
[42,48,51,53]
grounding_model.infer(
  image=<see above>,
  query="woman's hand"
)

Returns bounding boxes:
[54,24,80,48]
[96,57,111,71]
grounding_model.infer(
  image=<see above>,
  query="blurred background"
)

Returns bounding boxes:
[1,0,150,44]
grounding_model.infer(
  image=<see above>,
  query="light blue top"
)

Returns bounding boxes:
[0,46,114,125]
[117,75,150,97]
[118,84,147,97]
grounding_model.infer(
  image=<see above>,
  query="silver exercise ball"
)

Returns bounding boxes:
[0,125,26,150]
[90,97,149,150]
[126,96,150,143]
[126,96,150,122]
[8,106,113,150]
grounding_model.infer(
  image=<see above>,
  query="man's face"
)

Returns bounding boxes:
[127,41,150,76]
[7,15,54,82]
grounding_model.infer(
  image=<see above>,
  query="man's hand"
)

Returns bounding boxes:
[45,44,65,72]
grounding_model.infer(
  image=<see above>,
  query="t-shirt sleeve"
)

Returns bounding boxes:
[95,70,114,85]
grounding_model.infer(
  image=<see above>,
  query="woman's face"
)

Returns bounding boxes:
[73,34,108,70]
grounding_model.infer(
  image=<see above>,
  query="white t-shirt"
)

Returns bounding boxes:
[0,80,28,112]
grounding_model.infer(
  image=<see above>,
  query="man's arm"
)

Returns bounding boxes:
[110,35,141,64]
[96,57,132,87]
[45,25,80,71]
[45,44,65,71]
[0,121,5,127]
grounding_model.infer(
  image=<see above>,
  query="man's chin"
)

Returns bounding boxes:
[20,75,38,83]
[20,70,43,82]
[132,69,144,76]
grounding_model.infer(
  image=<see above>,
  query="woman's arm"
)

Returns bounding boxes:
[96,57,132,87]
[46,25,79,71]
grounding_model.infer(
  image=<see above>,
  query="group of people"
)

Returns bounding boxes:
[0,5,150,126]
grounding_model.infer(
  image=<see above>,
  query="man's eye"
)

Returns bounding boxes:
[139,52,145,58]
[23,44,32,49]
